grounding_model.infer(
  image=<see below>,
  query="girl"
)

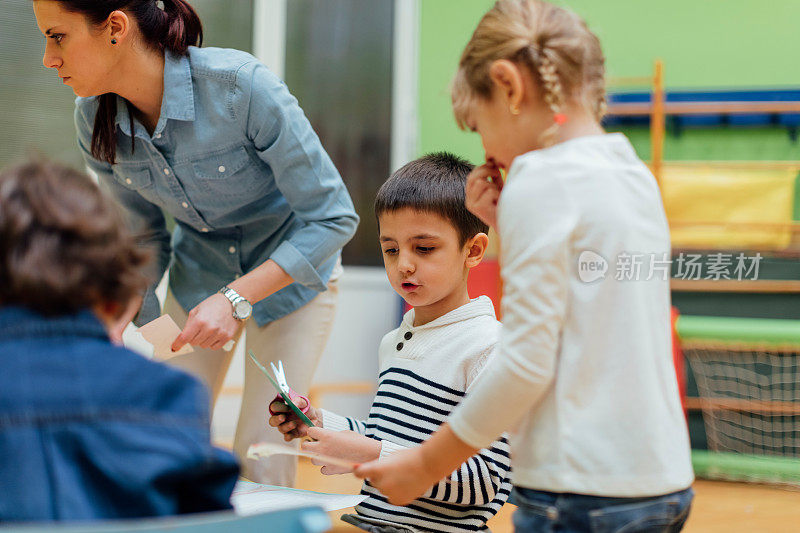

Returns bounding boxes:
[356,1,694,531]
[32,0,358,485]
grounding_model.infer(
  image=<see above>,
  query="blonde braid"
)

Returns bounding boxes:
[595,97,607,121]
[451,0,608,138]
[535,50,565,147]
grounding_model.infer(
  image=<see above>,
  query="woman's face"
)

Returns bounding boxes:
[33,0,118,97]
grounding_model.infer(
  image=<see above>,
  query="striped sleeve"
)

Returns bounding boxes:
[320,408,367,435]
[377,434,511,506]
[424,434,511,505]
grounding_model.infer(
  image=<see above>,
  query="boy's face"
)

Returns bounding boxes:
[379,208,473,322]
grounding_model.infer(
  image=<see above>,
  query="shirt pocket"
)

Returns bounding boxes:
[111,164,161,205]
[112,165,153,190]
[191,146,273,201]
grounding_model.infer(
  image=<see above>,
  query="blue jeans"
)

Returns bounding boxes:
[512,486,693,533]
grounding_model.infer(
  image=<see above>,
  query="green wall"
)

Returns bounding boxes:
[418,0,800,163]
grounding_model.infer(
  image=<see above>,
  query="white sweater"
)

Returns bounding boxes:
[449,134,694,497]
[322,296,512,532]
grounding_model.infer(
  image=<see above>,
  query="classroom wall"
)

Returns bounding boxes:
[418,0,800,163]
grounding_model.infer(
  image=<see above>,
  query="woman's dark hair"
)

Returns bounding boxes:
[374,152,489,246]
[56,0,203,164]
[0,160,151,316]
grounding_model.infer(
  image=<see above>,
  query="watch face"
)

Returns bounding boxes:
[234,300,253,319]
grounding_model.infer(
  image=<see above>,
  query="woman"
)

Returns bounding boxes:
[33,0,359,485]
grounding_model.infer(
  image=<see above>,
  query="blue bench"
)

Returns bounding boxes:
[0,507,331,533]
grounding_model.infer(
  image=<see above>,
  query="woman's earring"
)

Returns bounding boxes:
[111,38,117,45]
[510,104,520,115]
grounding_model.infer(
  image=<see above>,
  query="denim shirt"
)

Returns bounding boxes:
[0,306,239,522]
[74,47,359,326]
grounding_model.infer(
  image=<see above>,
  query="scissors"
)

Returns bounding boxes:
[248,351,315,427]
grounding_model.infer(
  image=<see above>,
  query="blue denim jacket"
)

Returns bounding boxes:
[74,47,359,326]
[0,306,239,522]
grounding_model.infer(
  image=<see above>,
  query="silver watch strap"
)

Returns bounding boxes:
[219,286,244,305]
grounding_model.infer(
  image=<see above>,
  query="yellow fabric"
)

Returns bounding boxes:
[661,165,798,250]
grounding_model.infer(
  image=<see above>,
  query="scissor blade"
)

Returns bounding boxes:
[248,352,272,377]
[270,362,289,393]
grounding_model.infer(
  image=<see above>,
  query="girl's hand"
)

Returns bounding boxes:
[302,427,382,475]
[354,447,438,505]
[268,397,321,441]
[465,162,503,230]
[171,293,241,351]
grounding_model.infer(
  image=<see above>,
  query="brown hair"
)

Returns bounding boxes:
[374,152,488,246]
[0,160,151,316]
[452,0,606,146]
[52,0,204,164]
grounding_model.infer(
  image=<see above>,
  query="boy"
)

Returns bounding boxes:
[269,153,511,533]
[0,160,239,521]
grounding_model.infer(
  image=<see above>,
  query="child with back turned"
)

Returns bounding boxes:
[0,160,239,522]
[356,2,695,532]
[270,153,512,532]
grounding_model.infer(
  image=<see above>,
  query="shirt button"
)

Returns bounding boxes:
[125,178,132,185]
[396,342,404,351]
[181,202,189,209]
[201,227,209,233]
[218,165,226,173]
[404,332,412,340]
[163,168,170,175]
[229,246,236,254]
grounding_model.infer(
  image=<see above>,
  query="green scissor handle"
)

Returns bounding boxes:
[248,351,315,427]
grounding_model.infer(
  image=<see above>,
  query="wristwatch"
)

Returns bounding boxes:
[219,286,253,321]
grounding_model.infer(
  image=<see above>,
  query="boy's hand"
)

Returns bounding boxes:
[268,397,320,440]
[108,295,142,345]
[302,427,381,475]
[465,162,503,230]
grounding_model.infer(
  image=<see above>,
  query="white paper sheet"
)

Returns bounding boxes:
[232,480,366,516]
[247,442,357,469]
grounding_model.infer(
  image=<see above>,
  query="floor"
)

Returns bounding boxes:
[293,459,800,532]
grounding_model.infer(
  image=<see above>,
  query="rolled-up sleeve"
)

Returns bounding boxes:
[74,103,171,326]
[236,62,359,291]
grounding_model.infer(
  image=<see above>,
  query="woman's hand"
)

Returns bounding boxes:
[171,293,241,351]
[465,162,503,230]
[302,427,382,475]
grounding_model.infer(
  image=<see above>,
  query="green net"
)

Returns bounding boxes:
[679,315,800,485]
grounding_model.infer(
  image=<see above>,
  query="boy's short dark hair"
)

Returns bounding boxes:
[374,152,489,245]
[0,160,151,316]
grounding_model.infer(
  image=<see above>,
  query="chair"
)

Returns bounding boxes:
[0,507,331,533]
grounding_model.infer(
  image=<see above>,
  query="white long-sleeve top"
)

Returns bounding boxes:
[322,296,512,532]
[449,134,694,497]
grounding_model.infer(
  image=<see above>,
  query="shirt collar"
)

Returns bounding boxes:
[115,50,195,137]
[161,50,196,122]
[402,296,497,331]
